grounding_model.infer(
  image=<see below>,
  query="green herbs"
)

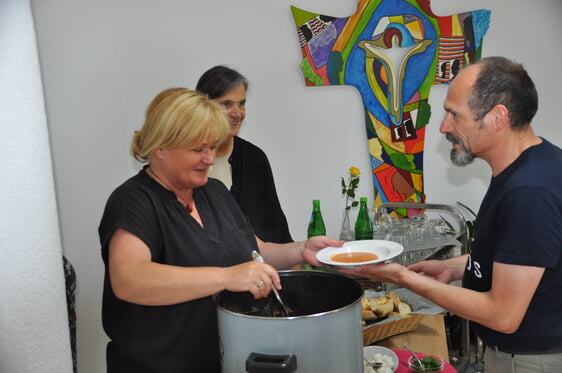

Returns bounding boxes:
[420,356,441,368]
[409,355,443,372]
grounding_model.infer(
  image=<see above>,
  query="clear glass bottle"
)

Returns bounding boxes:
[355,197,373,240]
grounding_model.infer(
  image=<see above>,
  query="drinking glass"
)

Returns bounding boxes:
[372,207,392,239]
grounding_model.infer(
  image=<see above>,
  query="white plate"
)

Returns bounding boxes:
[316,240,403,268]
[363,345,399,372]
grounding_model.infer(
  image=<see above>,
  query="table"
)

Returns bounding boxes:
[376,314,449,363]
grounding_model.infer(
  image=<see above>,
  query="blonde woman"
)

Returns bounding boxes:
[99,88,339,372]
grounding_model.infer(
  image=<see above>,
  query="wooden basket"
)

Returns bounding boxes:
[363,313,424,346]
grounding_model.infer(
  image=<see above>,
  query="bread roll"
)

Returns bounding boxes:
[361,291,414,321]
[370,296,394,317]
[397,301,412,316]
[386,291,401,309]
[361,297,371,310]
[362,309,377,320]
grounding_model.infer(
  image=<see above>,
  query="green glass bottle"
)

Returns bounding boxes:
[304,200,327,271]
[355,197,373,240]
[307,199,326,238]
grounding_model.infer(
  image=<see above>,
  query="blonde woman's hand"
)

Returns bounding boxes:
[222,260,281,299]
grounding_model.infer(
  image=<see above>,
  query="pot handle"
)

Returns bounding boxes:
[245,352,297,373]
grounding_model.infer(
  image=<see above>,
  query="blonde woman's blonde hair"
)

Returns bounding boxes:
[131,88,230,162]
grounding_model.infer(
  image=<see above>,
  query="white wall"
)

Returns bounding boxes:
[28,0,562,372]
[0,1,72,372]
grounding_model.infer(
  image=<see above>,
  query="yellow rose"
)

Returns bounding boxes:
[349,166,361,176]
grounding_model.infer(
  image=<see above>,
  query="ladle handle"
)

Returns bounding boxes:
[251,250,264,263]
[250,250,290,317]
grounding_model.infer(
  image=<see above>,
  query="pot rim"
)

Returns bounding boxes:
[214,270,364,320]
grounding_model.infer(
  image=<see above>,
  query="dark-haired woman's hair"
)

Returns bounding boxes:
[196,65,249,99]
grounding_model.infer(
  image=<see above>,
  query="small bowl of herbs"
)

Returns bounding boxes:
[407,355,444,372]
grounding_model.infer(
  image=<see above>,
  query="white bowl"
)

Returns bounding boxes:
[363,345,399,372]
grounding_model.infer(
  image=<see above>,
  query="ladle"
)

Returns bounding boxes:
[251,250,291,316]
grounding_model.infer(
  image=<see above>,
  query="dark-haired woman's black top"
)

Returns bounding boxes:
[229,136,293,243]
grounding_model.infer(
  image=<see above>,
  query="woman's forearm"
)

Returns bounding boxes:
[110,260,229,306]
[259,240,305,269]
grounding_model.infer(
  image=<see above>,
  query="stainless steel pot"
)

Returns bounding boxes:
[214,270,364,373]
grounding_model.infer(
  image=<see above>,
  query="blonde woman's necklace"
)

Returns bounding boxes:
[147,167,194,213]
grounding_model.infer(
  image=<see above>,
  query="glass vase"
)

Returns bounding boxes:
[339,209,355,241]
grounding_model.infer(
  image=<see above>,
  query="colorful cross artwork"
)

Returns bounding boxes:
[291,0,490,215]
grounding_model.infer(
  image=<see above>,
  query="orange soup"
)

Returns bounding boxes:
[331,252,378,263]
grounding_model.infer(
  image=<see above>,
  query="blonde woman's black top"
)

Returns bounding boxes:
[99,168,258,373]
